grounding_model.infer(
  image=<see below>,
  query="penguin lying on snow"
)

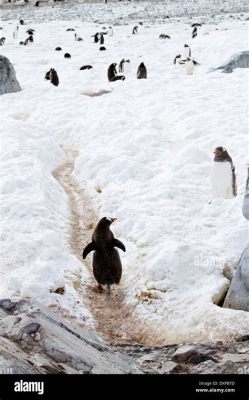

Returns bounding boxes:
[80,65,93,70]
[159,34,170,39]
[83,217,126,295]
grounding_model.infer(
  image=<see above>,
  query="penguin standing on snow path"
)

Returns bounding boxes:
[210,147,237,199]
[137,62,147,79]
[83,217,126,295]
[183,44,191,59]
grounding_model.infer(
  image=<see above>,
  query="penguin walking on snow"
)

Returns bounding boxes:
[210,147,237,199]
[83,217,126,294]
[185,58,195,75]
[183,43,191,59]
[137,62,147,79]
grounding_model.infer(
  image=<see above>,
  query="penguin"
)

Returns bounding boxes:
[108,63,125,81]
[191,23,202,27]
[28,35,33,43]
[192,27,198,39]
[137,62,147,79]
[49,68,59,86]
[0,37,6,46]
[26,29,35,35]
[159,34,170,39]
[55,46,62,51]
[108,26,113,36]
[23,37,29,45]
[183,44,191,58]
[82,217,126,295]
[174,54,182,64]
[13,26,19,39]
[19,20,25,25]
[35,1,39,5]
[80,65,93,70]
[119,58,125,73]
[93,32,100,43]
[66,28,75,32]
[132,26,138,34]
[185,58,195,75]
[64,53,71,58]
[100,34,104,45]
[74,33,83,41]
[99,46,106,51]
[45,70,50,80]
[19,41,24,45]
[210,147,237,199]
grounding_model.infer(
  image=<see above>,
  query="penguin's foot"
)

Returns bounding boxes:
[92,284,105,293]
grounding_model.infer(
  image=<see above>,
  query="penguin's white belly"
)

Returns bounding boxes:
[186,62,194,75]
[124,62,131,74]
[210,162,233,199]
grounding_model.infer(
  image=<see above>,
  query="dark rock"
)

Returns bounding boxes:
[22,322,41,335]
[0,299,17,312]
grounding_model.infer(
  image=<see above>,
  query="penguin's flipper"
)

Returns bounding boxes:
[113,238,126,252]
[82,242,95,259]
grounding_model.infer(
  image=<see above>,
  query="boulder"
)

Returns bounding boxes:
[223,244,249,311]
[0,55,21,95]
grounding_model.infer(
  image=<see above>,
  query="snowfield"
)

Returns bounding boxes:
[0,1,249,344]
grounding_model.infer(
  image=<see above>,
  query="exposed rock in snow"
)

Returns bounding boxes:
[0,55,21,95]
[0,299,143,374]
[242,168,249,221]
[223,244,249,312]
[212,50,249,73]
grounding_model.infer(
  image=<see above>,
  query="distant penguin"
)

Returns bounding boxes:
[100,34,104,45]
[82,217,126,294]
[192,26,198,39]
[0,37,6,46]
[99,46,106,51]
[137,62,147,79]
[26,29,35,35]
[64,53,71,58]
[174,54,182,64]
[132,26,138,34]
[19,20,25,25]
[109,26,113,36]
[159,34,170,39]
[49,68,59,86]
[108,63,125,81]
[55,46,62,51]
[191,23,202,27]
[80,65,93,70]
[93,32,100,43]
[74,33,83,41]
[124,59,131,74]
[35,0,39,5]
[185,58,195,75]
[119,58,125,73]
[183,44,191,59]
[210,147,237,199]
[13,26,19,39]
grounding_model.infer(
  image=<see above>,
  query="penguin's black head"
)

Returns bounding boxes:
[126,59,130,63]
[101,217,117,226]
[214,146,226,156]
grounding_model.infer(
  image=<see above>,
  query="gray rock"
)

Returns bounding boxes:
[0,299,143,374]
[0,299,17,311]
[223,244,249,312]
[242,168,249,221]
[0,55,21,95]
[172,344,214,364]
[211,51,249,73]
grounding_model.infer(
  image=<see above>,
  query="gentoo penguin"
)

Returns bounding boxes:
[93,32,100,43]
[137,62,147,79]
[74,33,83,42]
[210,147,237,199]
[100,34,104,45]
[66,28,75,32]
[99,46,106,51]
[119,59,125,73]
[192,27,198,39]
[108,63,125,81]
[132,26,138,34]
[174,54,182,64]
[55,46,62,51]
[35,1,39,5]
[13,26,19,39]
[108,26,113,36]
[49,68,59,86]
[185,58,195,75]
[19,20,25,25]
[64,53,71,58]
[183,44,191,59]
[191,23,202,27]
[45,70,50,80]
[82,217,126,294]
[159,34,170,39]
[26,29,34,35]
[0,37,6,46]
[80,65,93,70]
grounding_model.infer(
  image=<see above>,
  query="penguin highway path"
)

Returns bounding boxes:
[53,149,148,345]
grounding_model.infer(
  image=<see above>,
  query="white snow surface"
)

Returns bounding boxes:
[0,1,249,343]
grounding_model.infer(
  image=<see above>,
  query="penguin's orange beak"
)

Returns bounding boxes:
[111,217,117,223]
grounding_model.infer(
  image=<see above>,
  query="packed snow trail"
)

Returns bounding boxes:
[53,149,149,345]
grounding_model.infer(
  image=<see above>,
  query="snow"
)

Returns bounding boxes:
[0,1,249,344]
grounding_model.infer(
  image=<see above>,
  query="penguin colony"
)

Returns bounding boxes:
[1,17,240,295]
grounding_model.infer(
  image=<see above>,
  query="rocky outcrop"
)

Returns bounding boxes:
[116,339,249,374]
[0,299,143,374]
[0,55,21,95]
[211,50,249,73]
[242,168,249,221]
[223,244,249,312]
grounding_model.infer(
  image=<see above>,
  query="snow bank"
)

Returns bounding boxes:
[0,1,248,343]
